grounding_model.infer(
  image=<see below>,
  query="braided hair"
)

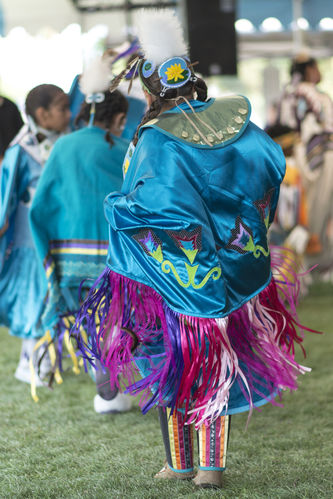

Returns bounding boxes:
[75,90,128,146]
[132,61,208,146]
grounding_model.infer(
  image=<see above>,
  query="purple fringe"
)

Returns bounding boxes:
[72,248,320,427]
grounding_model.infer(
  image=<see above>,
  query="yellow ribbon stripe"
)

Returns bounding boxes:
[50,248,107,256]
[45,330,63,386]
[30,306,101,401]
[30,330,63,402]
[29,332,48,402]
[62,317,80,375]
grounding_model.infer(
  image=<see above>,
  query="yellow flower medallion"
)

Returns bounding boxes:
[165,63,185,82]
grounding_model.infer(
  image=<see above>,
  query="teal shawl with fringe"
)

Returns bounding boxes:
[74,98,316,427]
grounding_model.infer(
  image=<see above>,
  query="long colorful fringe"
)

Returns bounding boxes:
[72,248,319,428]
[31,314,86,402]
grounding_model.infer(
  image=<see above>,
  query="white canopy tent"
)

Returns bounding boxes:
[1,0,130,38]
[2,0,78,34]
[0,0,332,125]
[0,0,135,103]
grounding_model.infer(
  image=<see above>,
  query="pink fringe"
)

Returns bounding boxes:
[74,247,320,428]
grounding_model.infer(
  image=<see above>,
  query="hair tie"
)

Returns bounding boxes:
[85,93,105,127]
[85,92,105,104]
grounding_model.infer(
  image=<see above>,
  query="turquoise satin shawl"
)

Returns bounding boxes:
[104,97,286,318]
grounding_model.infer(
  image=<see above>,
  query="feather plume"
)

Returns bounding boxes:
[79,56,112,96]
[135,9,188,65]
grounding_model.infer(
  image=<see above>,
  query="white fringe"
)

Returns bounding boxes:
[188,317,251,429]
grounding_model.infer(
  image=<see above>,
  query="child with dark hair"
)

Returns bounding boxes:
[289,55,320,83]
[74,11,318,489]
[0,84,70,385]
[68,43,146,139]
[74,89,127,146]
[29,58,131,411]
[0,96,24,159]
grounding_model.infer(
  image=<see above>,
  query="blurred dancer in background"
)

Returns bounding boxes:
[0,84,70,385]
[30,56,131,411]
[278,54,333,278]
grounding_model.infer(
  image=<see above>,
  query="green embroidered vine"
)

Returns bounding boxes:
[134,228,222,290]
[161,261,221,289]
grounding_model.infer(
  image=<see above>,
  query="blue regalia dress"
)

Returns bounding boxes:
[0,127,47,338]
[30,126,129,344]
[75,97,313,427]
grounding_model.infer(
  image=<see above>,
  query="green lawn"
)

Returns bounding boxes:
[0,283,332,498]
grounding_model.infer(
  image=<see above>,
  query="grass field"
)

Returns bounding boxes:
[0,283,332,498]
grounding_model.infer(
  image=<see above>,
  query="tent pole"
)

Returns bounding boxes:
[292,0,304,53]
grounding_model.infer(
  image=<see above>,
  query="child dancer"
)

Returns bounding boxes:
[30,57,131,411]
[74,10,317,488]
[0,95,24,160]
[0,84,70,385]
[278,54,333,275]
[69,42,146,140]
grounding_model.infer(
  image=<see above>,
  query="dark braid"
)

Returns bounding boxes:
[132,60,208,146]
[132,98,163,146]
[75,90,128,146]
[194,77,208,102]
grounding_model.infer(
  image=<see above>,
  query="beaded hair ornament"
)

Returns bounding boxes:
[79,55,113,126]
[109,9,197,98]
[109,9,218,147]
[140,55,196,97]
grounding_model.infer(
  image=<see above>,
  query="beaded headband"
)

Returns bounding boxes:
[139,56,197,98]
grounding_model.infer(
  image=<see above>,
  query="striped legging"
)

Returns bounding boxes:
[158,407,231,473]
